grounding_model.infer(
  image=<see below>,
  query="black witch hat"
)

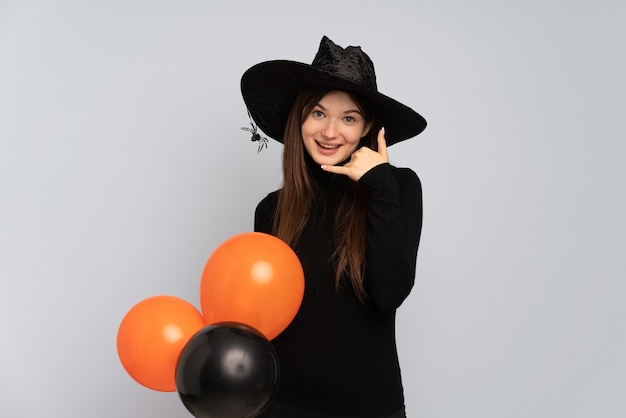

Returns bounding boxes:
[241,36,426,146]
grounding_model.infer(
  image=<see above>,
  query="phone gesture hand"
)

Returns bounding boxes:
[321,128,389,181]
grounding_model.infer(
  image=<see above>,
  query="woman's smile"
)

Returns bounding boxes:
[316,140,343,154]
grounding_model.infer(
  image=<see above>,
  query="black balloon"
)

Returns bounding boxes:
[176,322,280,418]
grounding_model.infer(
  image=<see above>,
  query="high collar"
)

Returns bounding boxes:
[305,152,348,193]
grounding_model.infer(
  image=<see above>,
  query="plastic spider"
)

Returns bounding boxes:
[241,110,268,152]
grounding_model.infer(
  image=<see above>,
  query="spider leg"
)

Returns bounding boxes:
[257,136,268,152]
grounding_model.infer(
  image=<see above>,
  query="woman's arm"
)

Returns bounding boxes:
[359,163,423,311]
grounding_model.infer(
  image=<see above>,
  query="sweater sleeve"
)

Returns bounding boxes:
[358,163,423,311]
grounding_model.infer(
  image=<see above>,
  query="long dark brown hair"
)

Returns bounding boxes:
[272,90,380,303]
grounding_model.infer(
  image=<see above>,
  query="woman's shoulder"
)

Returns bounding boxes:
[389,164,419,179]
[254,189,280,233]
[255,189,280,215]
[360,163,420,187]
[390,165,421,187]
[257,189,280,206]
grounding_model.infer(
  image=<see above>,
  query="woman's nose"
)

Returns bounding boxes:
[321,120,339,138]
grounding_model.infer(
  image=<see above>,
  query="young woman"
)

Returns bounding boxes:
[241,36,427,418]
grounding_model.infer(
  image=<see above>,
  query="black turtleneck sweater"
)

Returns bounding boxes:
[254,162,423,417]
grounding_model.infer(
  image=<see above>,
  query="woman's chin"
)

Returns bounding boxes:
[310,151,350,167]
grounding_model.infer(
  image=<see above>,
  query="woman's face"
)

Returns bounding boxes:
[301,91,371,167]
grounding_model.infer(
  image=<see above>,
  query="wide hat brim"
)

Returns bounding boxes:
[241,60,427,146]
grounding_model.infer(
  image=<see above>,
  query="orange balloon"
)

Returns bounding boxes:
[200,232,304,340]
[116,295,206,392]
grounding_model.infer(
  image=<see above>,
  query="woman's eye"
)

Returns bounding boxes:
[313,110,324,118]
[344,116,355,123]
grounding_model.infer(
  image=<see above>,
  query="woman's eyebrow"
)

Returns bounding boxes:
[314,103,362,115]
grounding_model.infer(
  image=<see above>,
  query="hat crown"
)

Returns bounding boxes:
[311,36,377,91]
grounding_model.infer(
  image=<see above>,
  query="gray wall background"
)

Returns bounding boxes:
[1,1,624,417]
